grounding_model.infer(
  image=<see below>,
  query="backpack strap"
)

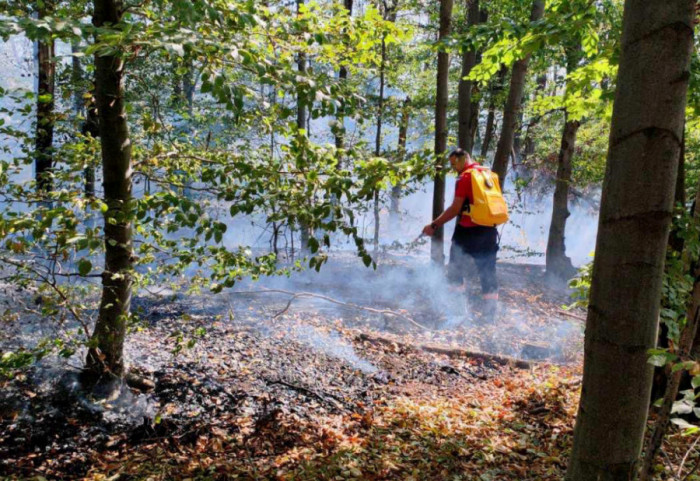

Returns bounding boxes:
[460,168,474,217]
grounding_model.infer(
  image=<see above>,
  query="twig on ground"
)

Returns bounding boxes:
[557,309,586,322]
[679,433,700,480]
[661,449,681,481]
[263,376,354,411]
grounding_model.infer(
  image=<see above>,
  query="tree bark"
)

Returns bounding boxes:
[522,73,547,160]
[81,94,98,197]
[641,171,700,480]
[373,17,388,252]
[652,126,686,402]
[70,39,83,117]
[545,115,579,280]
[296,0,311,252]
[71,40,97,197]
[390,97,410,216]
[457,0,479,152]
[85,0,134,380]
[491,0,544,185]
[35,0,55,194]
[545,47,581,281]
[182,57,195,116]
[431,0,453,265]
[480,65,507,156]
[565,2,694,479]
[334,0,353,163]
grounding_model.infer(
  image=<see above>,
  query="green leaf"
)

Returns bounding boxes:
[77,259,92,276]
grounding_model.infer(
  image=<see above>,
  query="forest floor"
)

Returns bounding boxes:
[0,255,698,480]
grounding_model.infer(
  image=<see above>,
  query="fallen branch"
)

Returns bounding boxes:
[557,309,586,322]
[231,288,432,331]
[356,332,533,369]
[263,377,354,411]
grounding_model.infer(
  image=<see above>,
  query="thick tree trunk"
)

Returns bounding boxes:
[565,2,694,480]
[35,1,55,194]
[457,0,479,152]
[85,0,134,380]
[431,0,453,265]
[390,98,410,216]
[480,66,507,156]
[491,0,544,184]
[545,115,579,280]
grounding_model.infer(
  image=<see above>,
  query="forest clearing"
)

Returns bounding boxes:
[1,0,699,479]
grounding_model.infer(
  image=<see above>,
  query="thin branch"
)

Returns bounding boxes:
[680,433,700,480]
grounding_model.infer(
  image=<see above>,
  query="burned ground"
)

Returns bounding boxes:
[0,258,597,480]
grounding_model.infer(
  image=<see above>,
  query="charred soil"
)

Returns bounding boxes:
[0,259,589,480]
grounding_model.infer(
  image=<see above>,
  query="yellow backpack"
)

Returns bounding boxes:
[462,167,509,226]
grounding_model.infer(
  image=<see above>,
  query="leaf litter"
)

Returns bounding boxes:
[0,258,697,480]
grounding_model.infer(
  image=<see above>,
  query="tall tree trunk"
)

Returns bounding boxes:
[373,20,387,252]
[668,127,687,254]
[296,0,311,252]
[480,65,507,156]
[390,97,410,216]
[522,73,548,160]
[545,114,579,280]
[651,127,686,402]
[565,2,694,479]
[372,5,396,251]
[72,40,97,197]
[641,156,700,481]
[35,0,55,194]
[545,47,581,281]
[334,0,353,164]
[491,0,544,185]
[431,0,453,265]
[82,94,98,197]
[480,104,495,156]
[71,39,84,117]
[457,0,479,152]
[85,0,135,380]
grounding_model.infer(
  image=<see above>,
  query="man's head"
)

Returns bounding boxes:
[448,148,470,172]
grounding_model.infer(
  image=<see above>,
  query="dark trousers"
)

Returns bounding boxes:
[447,225,498,294]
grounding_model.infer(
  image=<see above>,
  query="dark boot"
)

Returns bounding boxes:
[477,296,498,324]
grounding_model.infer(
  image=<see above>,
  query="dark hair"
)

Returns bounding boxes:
[449,148,467,159]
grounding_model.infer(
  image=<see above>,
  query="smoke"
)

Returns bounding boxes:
[281,324,377,373]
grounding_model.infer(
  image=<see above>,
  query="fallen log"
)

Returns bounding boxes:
[356,332,533,369]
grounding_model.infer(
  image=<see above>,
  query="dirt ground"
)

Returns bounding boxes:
[0,257,620,480]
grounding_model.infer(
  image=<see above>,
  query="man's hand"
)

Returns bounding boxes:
[422,224,436,236]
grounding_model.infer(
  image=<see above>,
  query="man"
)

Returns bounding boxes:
[422,148,499,321]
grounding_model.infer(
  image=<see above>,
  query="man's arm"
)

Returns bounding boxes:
[422,195,465,236]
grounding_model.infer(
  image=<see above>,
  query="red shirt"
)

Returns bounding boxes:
[455,162,480,227]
